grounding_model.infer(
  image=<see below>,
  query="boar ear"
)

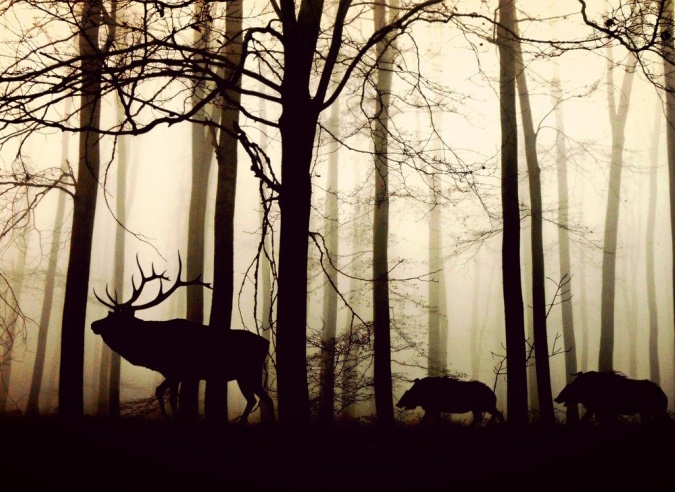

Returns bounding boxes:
[414,378,420,383]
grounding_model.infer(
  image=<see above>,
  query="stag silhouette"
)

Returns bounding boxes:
[91,253,274,424]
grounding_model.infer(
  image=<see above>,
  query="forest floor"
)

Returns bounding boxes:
[2,414,675,490]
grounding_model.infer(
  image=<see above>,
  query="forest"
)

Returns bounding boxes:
[1,0,675,488]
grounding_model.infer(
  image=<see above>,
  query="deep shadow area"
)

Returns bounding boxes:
[2,416,674,490]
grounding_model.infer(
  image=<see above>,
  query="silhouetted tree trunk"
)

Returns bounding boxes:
[518,118,537,415]
[621,205,639,378]
[513,20,554,425]
[318,100,340,426]
[0,243,27,413]
[660,0,675,397]
[58,0,103,418]
[579,247,590,372]
[427,173,444,377]
[647,110,661,385]
[598,45,636,372]
[341,167,365,420]
[179,0,214,421]
[108,103,129,419]
[258,98,274,423]
[26,103,71,416]
[552,73,578,423]
[206,0,244,422]
[498,0,528,426]
[372,0,396,427]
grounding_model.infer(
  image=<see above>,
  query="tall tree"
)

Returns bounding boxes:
[206,0,245,422]
[646,110,661,385]
[552,73,578,423]
[58,0,104,418]
[427,173,444,377]
[513,18,555,425]
[371,0,398,427]
[661,0,675,398]
[26,126,69,415]
[180,0,215,421]
[598,43,637,371]
[498,0,528,426]
[318,100,340,426]
[0,241,27,413]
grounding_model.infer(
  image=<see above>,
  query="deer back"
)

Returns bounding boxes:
[93,313,269,381]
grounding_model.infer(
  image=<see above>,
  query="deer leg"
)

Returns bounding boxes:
[236,379,259,425]
[155,379,171,420]
[255,387,275,424]
[169,380,179,417]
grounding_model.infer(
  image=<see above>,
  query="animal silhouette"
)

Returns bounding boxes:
[91,254,274,423]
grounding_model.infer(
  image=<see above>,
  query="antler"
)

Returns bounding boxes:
[93,252,212,311]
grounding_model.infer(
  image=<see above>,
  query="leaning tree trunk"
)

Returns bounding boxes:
[58,0,103,418]
[552,72,578,423]
[318,100,340,426]
[598,45,636,372]
[497,0,528,426]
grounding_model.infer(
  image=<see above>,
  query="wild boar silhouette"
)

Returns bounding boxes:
[397,376,504,425]
[554,371,669,425]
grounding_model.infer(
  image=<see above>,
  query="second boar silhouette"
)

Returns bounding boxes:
[91,253,274,423]
[554,370,668,425]
[397,376,504,425]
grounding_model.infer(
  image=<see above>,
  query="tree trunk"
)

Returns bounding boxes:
[598,45,636,372]
[26,103,71,415]
[646,110,661,385]
[552,73,578,423]
[0,243,27,413]
[58,0,103,419]
[427,173,443,377]
[180,0,214,421]
[258,97,275,423]
[108,103,129,419]
[660,1,675,401]
[341,167,364,419]
[318,100,340,426]
[206,0,244,423]
[372,0,396,427]
[498,0,528,426]
[513,22,555,425]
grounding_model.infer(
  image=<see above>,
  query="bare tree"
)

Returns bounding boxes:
[598,42,637,372]
[498,0,528,426]
[647,109,661,385]
[552,72,579,423]
[318,99,340,426]
[58,0,107,417]
[513,18,555,425]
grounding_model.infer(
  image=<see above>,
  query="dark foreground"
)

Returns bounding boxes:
[2,416,674,490]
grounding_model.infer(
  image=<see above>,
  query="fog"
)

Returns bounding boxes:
[0,0,674,430]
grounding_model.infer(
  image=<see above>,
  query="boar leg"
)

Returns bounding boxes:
[470,410,484,426]
[578,406,595,424]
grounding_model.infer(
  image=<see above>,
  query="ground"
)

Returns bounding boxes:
[2,416,674,490]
